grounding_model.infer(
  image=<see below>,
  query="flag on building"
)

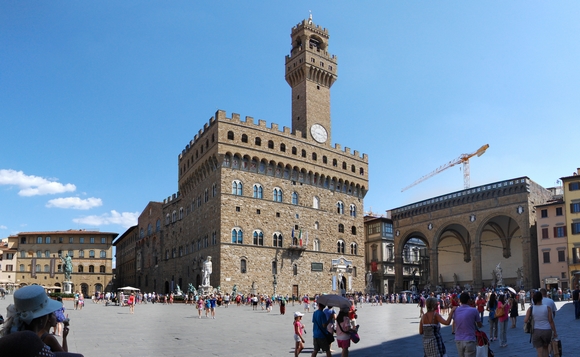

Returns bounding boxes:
[299,230,303,246]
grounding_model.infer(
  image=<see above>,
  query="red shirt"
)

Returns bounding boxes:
[476,298,486,312]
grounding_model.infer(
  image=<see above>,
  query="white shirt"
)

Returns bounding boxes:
[542,297,557,317]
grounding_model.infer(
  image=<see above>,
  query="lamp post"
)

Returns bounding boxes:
[273,274,278,297]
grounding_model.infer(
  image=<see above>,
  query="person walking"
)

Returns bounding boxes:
[524,291,557,357]
[508,297,518,328]
[573,285,580,319]
[453,292,482,357]
[475,293,486,324]
[128,293,135,314]
[420,297,456,357]
[486,293,498,341]
[293,312,306,357]
[497,294,510,347]
[310,303,332,357]
[335,309,353,357]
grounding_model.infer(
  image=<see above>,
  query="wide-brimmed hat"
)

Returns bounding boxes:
[0,330,84,357]
[294,311,304,317]
[13,285,62,324]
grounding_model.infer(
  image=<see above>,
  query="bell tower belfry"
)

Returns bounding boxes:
[285,16,337,145]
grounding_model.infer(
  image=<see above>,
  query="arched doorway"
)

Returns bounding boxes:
[396,232,429,292]
[479,215,522,287]
[80,283,89,297]
[436,223,471,290]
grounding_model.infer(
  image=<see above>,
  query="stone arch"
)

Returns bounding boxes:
[475,212,524,287]
[433,222,472,288]
[395,231,430,292]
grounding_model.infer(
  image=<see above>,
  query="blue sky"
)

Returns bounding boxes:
[1,1,579,237]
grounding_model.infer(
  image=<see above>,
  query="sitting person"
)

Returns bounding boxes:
[1,285,71,353]
[0,330,83,357]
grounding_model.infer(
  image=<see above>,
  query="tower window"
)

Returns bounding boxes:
[342,162,347,170]
[241,134,248,143]
[311,58,315,63]
[280,143,286,152]
[255,137,261,146]
[301,149,306,158]
[292,147,297,155]
[268,140,274,149]
[312,153,317,161]
[323,156,327,164]
[227,131,234,140]
[333,159,337,167]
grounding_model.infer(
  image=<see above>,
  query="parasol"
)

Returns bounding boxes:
[316,294,351,309]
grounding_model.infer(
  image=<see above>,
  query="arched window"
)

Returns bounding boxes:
[100,250,106,258]
[301,149,306,158]
[273,188,283,202]
[342,162,347,170]
[280,143,286,152]
[292,147,297,155]
[268,140,274,149]
[241,134,248,143]
[179,207,184,219]
[313,196,320,209]
[35,264,40,272]
[333,159,338,167]
[323,156,328,164]
[89,250,95,258]
[272,261,277,275]
[351,226,357,235]
[241,259,247,273]
[338,224,344,233]
[350,204,357,217]
[165,214,170,225]
[255,137,261,146]
[350,243,358,255]
[351,165,356,173]
[45,250,50,257]
[312,153,317,161]
[253,231,264,246]
[147,223,152,235]
[78,265,84,273]
[292,192,299,205]
[313,239,320,251]
[253,184,263,199]
[44,264,49,272]
[337,201,344,214]
[232,180,243,195]
[314,221,319,230]
[19,264,24,272]
[273,233,283,247]
[212,183,217,197]
[89,265,94,273]
[293,264,298,276]
[227,131,234,140]
[172,210,177,223]
[337,240,345,254]
[100,265,106,273]
[231,228,243,244]
[360,167,364,175]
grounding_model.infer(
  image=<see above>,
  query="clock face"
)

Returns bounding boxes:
[310,124,328,143]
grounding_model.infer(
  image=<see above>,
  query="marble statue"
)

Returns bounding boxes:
[494,262,503,286]
[188,283,195,294]
[202,256,212,286]
[453,273,458,287]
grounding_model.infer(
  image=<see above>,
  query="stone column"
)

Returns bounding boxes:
[472,236,482,290]
[394,256,404,292]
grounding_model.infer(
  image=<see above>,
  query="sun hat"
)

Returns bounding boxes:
[13,285,63,325]
[0,330,84,357]
[294,311,304,317]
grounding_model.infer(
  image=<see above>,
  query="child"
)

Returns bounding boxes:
[293,311,306,357]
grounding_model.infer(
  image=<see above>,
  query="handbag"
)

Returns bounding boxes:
[524,306,533,334]
[551,338,562,357]
[495,304,504,318]
[475,328,494,357]
[55,307,66,323]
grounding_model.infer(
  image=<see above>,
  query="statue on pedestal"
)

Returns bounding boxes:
[494,262,503,286]
[60,255,72,281]
[202,256,212,287]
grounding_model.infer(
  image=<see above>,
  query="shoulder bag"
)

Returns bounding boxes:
[524,306,533,334]
[338,318,360,344]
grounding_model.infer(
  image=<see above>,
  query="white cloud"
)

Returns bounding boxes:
[0,225,6,229]
[46,197,103,210]
[73,210,138,229]
[0,169,76,196]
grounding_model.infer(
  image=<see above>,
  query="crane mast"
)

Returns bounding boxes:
[401,144,489,192]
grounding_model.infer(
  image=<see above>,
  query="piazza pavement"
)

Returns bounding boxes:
[0,295,577,357]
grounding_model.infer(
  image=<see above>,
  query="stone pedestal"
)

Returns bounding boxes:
[63,281,72,294]
[198,285,213,296]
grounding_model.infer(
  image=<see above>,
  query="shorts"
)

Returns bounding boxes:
[304,303,309,309]
[312,337,330,352]
[294,334,302,342]
[532,329,552,348]
[337,338,350,348]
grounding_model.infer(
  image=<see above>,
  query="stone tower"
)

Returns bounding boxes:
[285,15,337,145]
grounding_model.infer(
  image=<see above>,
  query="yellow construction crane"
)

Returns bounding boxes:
[401,144,489,192]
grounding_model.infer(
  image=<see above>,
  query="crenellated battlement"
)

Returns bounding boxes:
[179,110,368,162]
[292,19,329,36]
